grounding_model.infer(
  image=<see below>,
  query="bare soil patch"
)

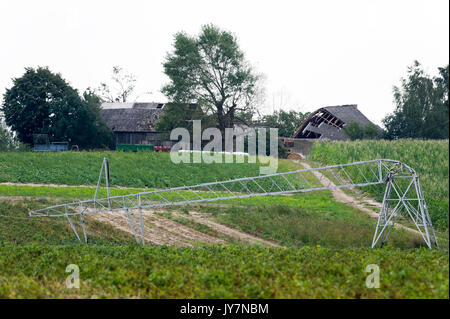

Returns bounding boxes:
[88,208,279,247]
[90,210,225,247]
[169,210,280,247]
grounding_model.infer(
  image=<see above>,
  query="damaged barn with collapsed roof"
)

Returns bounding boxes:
[284,105,381,156]
[291,104,380,140]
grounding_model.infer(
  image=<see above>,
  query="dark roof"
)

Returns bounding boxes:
[100,108,163,132]
[292,104,380,140]
[322,105,373,126]
[133,102,165,109]
[101,102,165,109]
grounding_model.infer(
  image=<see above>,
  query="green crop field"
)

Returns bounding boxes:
[0,243,447,298]
[0,151,268,188]
[310,139,449,231]
[0,148,448,298]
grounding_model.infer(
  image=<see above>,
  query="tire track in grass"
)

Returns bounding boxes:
[144,211,226,245]
[168,210,281,247]
[90,210,225,246]
[89,208,279,247]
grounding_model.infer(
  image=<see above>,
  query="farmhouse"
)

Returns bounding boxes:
[100,102,166,147]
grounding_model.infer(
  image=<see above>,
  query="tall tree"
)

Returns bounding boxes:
[155,102,215,140]
[97,66,137,102]
[383,61,449,139]
[261,110,310,137]
[162,24,260,132]
[2,67,72,144]
[1,67,112,148]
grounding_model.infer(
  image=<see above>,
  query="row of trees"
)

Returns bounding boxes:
[0,64,142,150]
[1,24,448,151]
[158,25,449,141]
[383,61,449,140]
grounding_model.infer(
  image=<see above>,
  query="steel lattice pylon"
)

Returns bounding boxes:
[28,158,438,249]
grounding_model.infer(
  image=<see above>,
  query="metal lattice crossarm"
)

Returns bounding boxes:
[28,158,439,249]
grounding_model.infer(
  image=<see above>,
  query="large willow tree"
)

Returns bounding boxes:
[162,24,260,132]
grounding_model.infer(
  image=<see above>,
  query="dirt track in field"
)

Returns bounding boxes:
[297,161,420,235]
[89,209,279,247]
[169,210,280,247]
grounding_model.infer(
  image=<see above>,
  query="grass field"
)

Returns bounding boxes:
[310,139,449,231]
[0,148,448,298]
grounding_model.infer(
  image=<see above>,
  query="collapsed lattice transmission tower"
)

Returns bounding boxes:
[29,158,438,249]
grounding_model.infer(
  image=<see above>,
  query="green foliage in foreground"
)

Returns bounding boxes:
[0,243,447,298]
[310,139,449,231]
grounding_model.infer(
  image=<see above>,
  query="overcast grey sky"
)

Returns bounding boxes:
[1,0,448,125]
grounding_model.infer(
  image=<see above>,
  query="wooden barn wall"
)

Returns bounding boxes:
[114,132,161,145]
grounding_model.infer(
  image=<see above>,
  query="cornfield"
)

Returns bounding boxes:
[310,139,449,231]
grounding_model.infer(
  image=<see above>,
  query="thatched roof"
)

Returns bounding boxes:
[292,104,379,140]
[100,108,163,132]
